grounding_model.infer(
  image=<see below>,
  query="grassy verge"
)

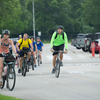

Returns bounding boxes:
[0,94,23,100]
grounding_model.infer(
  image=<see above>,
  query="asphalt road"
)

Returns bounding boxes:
[0,44,100,100]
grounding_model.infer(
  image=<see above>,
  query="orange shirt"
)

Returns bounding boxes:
[0,38,10,54]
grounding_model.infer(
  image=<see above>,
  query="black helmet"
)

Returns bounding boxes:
[3,30,10,35]
[36,37,40,39]
[57,25,64,30]
[30,36,34,39]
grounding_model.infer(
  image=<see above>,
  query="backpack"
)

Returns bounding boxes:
[55,31,65,40]
[19,38,29,49]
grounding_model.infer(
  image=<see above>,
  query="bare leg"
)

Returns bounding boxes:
[19,57,23,68]
[0,58,3,81]
[39,52,42,61]
[53,55,57,68]
[60,53,63,62]
[27,52,31,60]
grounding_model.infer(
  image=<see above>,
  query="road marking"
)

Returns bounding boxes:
[77,55,86,59]
[66,71,84,74]
[67,74,100,83]
[63,55,72,60]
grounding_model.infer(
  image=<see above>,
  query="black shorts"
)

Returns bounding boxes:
[0,54,3,57]
[53,44,64,55]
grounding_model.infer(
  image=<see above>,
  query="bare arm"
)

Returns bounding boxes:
[16,42,20,51]
[10,40,17,54]
[35,44,37,51]
[0,39,1,48]
[30,43,33,51]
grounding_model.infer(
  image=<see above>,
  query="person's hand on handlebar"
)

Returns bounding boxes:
[51,48,54,53]
[18,48,20,52]
[64,50,67,54]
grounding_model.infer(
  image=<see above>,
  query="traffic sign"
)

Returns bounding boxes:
[38,31,41,36]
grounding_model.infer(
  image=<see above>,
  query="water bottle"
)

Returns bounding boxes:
[4,66,8,75]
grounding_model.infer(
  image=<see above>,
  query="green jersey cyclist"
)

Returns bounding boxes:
[50,25,68,74]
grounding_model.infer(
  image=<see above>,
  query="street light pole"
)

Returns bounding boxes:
[33,0,35,39]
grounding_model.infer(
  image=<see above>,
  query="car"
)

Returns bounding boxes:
[86,32,100,53]
[10,38,19,45]
[90,39,100,54]
[76,33,89,50]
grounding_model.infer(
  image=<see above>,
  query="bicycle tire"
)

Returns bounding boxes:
[23,59,27,77]
[38,55,40,66]
[55,61,60,78]
[31,56,34,70]
[7,67,16,91]
[0,76,6,89]
[27,64,29,72]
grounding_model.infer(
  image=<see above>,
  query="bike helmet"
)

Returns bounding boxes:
[57,25,64,30]
[30,36,34,39]
[3,30,10,35]
[19,35,22,37]
[36,37,40,39]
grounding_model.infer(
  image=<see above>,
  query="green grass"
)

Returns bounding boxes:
[0,94,24,100]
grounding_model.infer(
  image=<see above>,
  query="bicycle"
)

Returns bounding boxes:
[0,52,16,91]
[37,49,42,66]
[21,47,29,76]
[53,50,65,78]
[30,52,34,70]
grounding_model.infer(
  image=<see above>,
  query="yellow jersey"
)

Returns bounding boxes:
[18,38,32,50]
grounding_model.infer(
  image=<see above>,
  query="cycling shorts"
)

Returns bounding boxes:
[53,44,64,55]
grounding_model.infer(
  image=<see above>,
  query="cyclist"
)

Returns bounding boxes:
[30,37,37,68]
[36,37,43,64]
[0,30,18,86]
[17,33,33,73]
[19,35,22,39]
[0,34,1,39]
[50,25,68,74]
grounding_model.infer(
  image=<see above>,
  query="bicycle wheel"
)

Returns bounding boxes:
[27,64,29,72]
[31,56,34,70]
[0,76,6,89]
[22,59,27,77]
[38,55,40,66]
[7,66,16,91]
[55,60,60,78]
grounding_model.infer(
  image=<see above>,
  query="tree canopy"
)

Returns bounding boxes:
[0,0,99,39]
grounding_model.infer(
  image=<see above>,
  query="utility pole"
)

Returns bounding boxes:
[33,0,35,39]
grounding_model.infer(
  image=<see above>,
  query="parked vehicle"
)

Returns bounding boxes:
[89,39,100,54]
[71,38,76,47]
[85,32,100,53]
[76,34,89,51]
[10,38,19,45]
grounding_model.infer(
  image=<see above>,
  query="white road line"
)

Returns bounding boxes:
[66,71,84,74]
[63,55,72,60]
[77,55,86,59]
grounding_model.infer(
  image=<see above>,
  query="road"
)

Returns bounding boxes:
[0,44,100,100]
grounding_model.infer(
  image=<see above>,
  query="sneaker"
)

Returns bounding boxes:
[51,68,55,74]
[0,81,3,86]
[60,62,63,66]
[40,61,42,64]
[18,68,22,73]
[35,65,37,68]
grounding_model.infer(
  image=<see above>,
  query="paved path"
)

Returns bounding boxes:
[0,44,100,100]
